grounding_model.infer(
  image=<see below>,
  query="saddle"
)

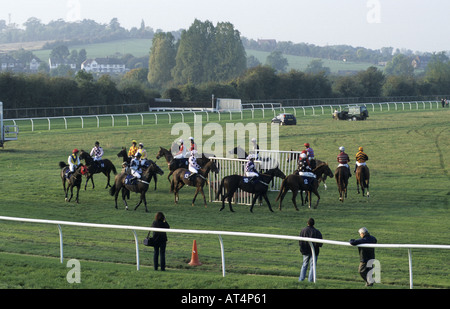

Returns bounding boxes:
[243,176,259,184]
[125,174,138,185]
[183,171,198,185]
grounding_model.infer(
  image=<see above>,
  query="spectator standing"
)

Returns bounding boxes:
[151,212,170,271]
[350,227,377,286]
[298,218,323,282]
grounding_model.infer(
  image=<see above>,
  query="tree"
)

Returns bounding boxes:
[385,54,414,77]
[265,51,288,73]
[172,19,247,85]
[148,32,177,88]
[424,52,450,94]
[305,59,330,75]
[356,66,385,97]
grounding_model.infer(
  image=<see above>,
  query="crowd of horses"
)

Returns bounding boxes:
[58,146,370,213]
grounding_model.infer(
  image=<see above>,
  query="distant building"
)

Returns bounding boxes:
[0,54,22,72]
[48,58,77,70]
[29,58,40,72]
[81,58,127,74]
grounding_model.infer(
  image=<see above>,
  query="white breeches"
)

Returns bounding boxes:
[189,166,198,174]
[245,172,259,178]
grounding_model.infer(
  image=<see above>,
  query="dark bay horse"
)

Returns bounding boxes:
[275,163,331,210]
[356,165,370,197]
[216,167,286,213]
[59,162,87,203]
[335,166,350,202]
[170,161,219,207]
[109,160,164,212]
[156,146,212,182]
[79,150,117,190]
[117,147,159,190]
[287,150,333,190]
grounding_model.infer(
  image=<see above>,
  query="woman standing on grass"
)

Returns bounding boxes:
[151,212,170,271]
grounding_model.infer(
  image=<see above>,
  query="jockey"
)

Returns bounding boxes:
[188,137,197,152]
[354,146,369,172]
[174,139,186,159]
[298,152,315,178]
[337,146,351,177]
[128,140,138,158]
[130,152,143,181]
[188,150,201,179]
[245,154,259,181]
[90,141,104,162]
[137,143,148,160]
[304,143,316,169]
[68,149,81,177]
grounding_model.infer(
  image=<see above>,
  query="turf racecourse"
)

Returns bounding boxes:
[0,107,448,290]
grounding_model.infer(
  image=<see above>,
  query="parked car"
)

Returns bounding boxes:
[333,105,369,121]
[271,113,297,125]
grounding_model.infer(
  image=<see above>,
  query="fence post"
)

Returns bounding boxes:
[57,224,63,263]
[218,235,226,277]
[408,248,413,289]
[132,230,140,270]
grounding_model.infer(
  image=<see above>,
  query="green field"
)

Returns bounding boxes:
[30,38,379,73]
[0,108,449,291]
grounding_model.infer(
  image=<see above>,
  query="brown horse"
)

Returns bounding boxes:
[109,160,164,212]
[117,147,159,190]
[170,161,219,207]
[156,146,212,182]
[275,163,331,210]
[216,167,286,213]
[356,165,370,197]
[59,162,87,203]
[79,150,117,190]
[287,150,333,190]
[335,166,350,202]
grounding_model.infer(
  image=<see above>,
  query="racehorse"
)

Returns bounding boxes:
[117,147,159,190]
[79,150,117,190]
[335,166,350,202]
[170,161,219,207]
[109,160,164,212]
[275,163,330,210]
[156,146,212,182]
[59,162,87,203]
[287,149,333,190]
[356,165,370,197]
[216,166,286,213]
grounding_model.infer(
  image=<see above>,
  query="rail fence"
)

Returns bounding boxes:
[1,215,449,289]
[2,101,442,132]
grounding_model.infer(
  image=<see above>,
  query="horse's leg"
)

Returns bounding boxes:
[262,193,274,212]
[105,171,111,189]
[291,190,299,211]
[313,189,320,209]
[120,186,129,210]
[277,187,288,211]
[167,170,173,183]
[250,194,259,213]
[67,185,74,202]
[192,186,200,206]
[75,185,80,203]
[200,187,207,208]
[153,174,157,190]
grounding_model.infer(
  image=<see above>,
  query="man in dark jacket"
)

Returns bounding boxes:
[350,227,377,286]
[298,218,323,282]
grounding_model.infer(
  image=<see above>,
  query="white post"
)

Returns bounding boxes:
[132,230,140,270]
[408,248,413,289]
[57,224,63,263]
[309,241,317,283]
[218,235,226,277]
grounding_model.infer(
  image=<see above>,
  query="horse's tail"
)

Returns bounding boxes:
[215,180,224,200]
[59,161,67,169]
[275,178,286,201]
[111,162,117,175]
[109,183,116,196]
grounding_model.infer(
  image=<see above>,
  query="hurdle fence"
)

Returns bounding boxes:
[209,150,303,205]
[1,215,449,289]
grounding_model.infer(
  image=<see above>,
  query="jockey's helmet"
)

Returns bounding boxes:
[359,147,363,151]
[339,146,345,152]
[132,140,137,144]
[73,149,79,153]
[304,143,310,147]
[300,153,307,159]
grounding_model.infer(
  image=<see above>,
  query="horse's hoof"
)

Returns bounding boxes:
[65,198,68,202]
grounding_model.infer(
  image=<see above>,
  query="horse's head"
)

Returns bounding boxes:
[315,163,334,178]
[150,162,164,176]
[117,147,127,158]
[267,166,286,179]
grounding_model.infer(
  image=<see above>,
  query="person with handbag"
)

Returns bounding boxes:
[151,212,170,271]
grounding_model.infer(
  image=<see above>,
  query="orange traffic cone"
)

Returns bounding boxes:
[188,240,202,266]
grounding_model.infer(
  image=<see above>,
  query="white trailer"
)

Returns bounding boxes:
[0,101,19,148]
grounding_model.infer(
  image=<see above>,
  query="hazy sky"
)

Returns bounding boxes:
[2,0,449,53]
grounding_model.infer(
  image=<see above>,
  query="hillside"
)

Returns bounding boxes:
[27,38,381,74]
